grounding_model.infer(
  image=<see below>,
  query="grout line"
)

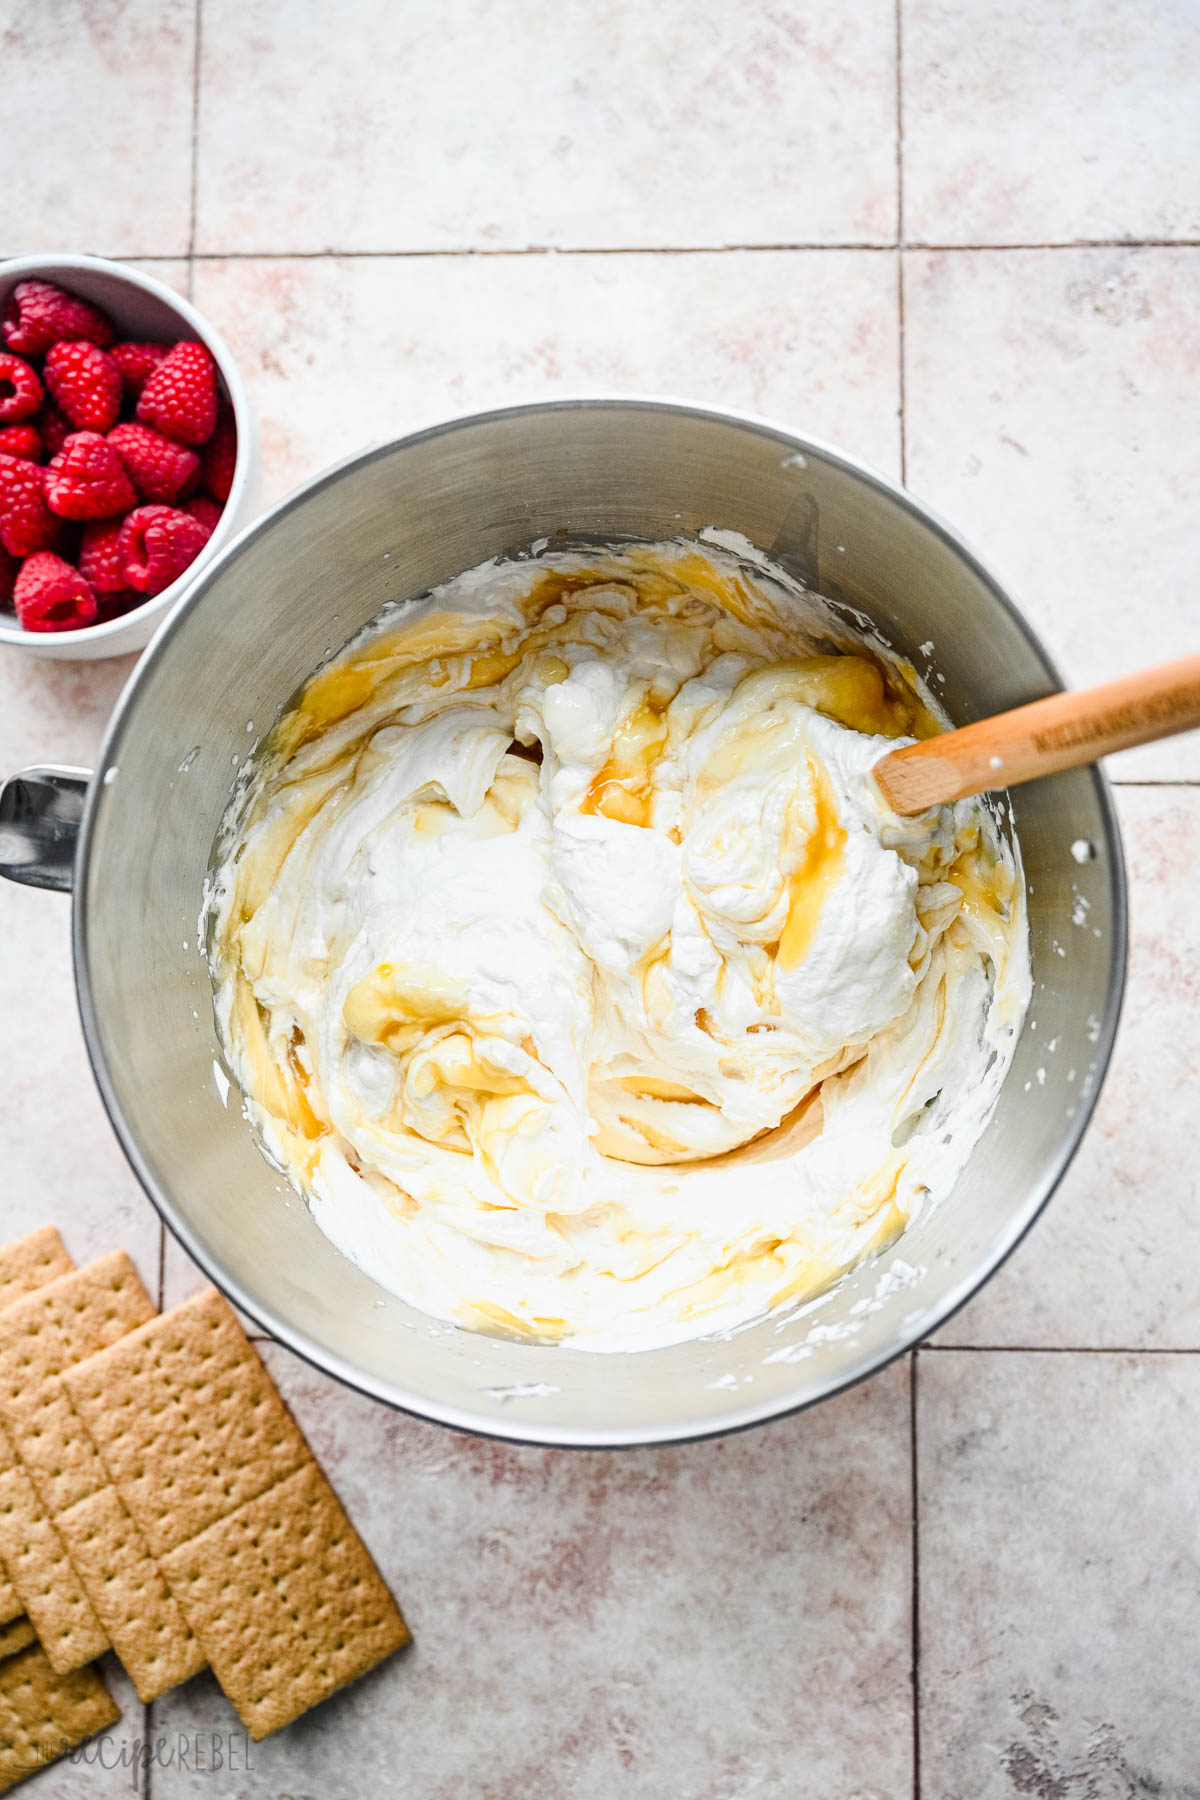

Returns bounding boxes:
[895,0,907,489]
[898,238,1200,252]
[894,0,905,248]
[130,242,898,262]
[897,251,908,486]
[921,1342,1200,1354]
[909,1350,921,1800]
[119,238,1200,263]
[187,0,203,268]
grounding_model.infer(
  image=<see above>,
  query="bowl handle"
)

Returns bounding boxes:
[0,766,90,892]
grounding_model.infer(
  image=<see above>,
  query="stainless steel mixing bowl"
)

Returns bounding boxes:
[0,400,1126,1446]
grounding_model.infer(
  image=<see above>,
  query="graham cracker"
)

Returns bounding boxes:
[55,1490,205,1700]
[0,1232,72,1312]
[0,1417,109,1673]
[0,1245,111,1674]
[0,1257,203,1701]
[0,1643,119,1793]
[0,1621,34,1662]
[65,1289,409,1737]
[62,1286,306,1558]
[0,1254,155,1511]
[159,1459,410,1739]
[0,1577,20,1634]
[0,1543,21,1632]
[0,1231,74,1632]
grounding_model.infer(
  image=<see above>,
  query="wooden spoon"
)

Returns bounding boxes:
[874,653,1200,816]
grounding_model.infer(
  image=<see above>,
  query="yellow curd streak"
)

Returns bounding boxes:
[227,984,328,1148]
[275,613,507,752]
[343,961,468,1052]
[946,842,1015,923]
[582,693,670,827]
[777,755,848,971]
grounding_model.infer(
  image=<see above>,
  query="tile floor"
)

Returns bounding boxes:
[2,1,1199,1793]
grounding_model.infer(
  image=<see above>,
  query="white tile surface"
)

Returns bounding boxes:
[0,3,195,257]
[919,1350,1200,1797]
[0,650,161,1293]
[160,1234,258,1334]
[939,788,1200,1350]
[151,1344,914,1799]
[191,249,902,501]
[0,880,160,1288]
[904,246,1200,777]
[196,0,898,253]
[903,0,1200,246]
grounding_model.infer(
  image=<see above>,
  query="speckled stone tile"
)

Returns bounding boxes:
[0,644,161,1287]
[904,246,1200,778]
[189,248,901,502]
[0,655,135,776]
[160,1240,260,1336]
[195,0,897,254]
[918,1350,1200,1798]
[938,788,1200,1352]
[131,259,191,300]
[902,0,1200,246]
[0,2,195,257]
[151,1343,913,1799]
[0,876,160,1273]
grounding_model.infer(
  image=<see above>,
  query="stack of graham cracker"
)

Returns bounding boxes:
[0,1227,409,1791]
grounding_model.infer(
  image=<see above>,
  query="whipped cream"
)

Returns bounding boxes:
[207,540,1030,1351]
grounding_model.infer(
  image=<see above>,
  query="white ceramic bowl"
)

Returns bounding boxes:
[0,254,258,660]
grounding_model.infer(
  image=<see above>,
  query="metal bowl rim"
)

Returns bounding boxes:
[70,395,1129,1447]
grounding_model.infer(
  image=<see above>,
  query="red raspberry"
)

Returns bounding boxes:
[78,517,128,594]
[201,399,237,501]
[3,280,114,357]
[44,341,122,433]
[0,545,16,607]
[184,494,223,544]
[45,432,137,521]
[110,341,168,401]
[0,424,41,461]
[119,504,208,595]
[96,587,143,622]
[13,551,98,632]
[137,340,218,445]
[37,405,72,459]
[107,421,200,504]
[0,455,58,556]
[0,354,43,424]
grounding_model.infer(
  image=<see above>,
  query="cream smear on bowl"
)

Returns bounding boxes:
[205,537,1030,1351]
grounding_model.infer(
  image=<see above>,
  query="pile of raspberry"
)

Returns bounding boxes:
[0,279,237,634]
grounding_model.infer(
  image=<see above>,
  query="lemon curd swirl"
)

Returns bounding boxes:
[207,540,1030,1351]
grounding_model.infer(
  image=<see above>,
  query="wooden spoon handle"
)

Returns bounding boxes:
[875,653,1200,816]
